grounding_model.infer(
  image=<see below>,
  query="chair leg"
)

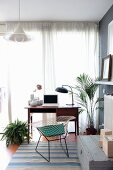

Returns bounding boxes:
[60,135,69,157]
[35,135,50,162]
[64,138,69,157]
[48,141,50,162]
[60,135,62,143]
[35,135,41,150]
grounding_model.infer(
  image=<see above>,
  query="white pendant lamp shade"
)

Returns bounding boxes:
[4,0,30,42]
[6,23,30,42]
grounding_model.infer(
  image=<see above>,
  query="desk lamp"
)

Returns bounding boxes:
[55,85,74,106]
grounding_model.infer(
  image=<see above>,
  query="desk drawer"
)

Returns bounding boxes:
[56,108,77,116]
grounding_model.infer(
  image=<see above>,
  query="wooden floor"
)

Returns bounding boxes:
[0,133,77,170]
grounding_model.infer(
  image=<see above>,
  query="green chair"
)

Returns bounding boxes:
[35,122,69,162]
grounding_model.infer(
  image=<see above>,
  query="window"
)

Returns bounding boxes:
[0,22,99,133]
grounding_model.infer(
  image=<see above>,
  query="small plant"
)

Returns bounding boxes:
[1,119,28,147]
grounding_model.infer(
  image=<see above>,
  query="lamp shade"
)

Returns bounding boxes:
[55,87,68,93]
[55,85,74,106]
[4,0,31,42]
[4,23,30,42]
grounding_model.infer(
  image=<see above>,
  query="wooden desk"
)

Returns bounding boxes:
[25,106,79,143]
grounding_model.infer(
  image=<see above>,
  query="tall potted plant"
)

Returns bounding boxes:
[74,73,103,135]
[1,119,28,147]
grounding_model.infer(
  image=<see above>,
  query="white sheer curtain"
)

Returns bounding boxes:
[52,22,99,132]
[0,21,99,132]
[0,36,10,130]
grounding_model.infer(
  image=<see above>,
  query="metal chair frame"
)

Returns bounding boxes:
[35,123,69,162]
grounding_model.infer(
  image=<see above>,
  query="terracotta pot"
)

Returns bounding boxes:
[86,127,97,135]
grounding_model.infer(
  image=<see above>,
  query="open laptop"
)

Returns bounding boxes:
[42,94,59,106]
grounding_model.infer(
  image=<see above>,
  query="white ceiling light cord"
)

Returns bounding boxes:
[4,0,30,42]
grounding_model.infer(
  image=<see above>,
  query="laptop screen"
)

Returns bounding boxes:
[44,94,58,104]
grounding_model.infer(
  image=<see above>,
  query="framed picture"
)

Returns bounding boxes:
[101,54,112,81]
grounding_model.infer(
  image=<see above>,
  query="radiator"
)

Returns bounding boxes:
[104,95,113,131]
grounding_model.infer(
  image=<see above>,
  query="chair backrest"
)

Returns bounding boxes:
[37,123,65,137]
[57,116,76,132]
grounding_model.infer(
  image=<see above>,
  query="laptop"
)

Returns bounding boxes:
[42,94,58,106]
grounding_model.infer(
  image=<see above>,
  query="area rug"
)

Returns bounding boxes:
[6,141,81,170]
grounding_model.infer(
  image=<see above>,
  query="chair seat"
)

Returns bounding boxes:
[37,123,65,137]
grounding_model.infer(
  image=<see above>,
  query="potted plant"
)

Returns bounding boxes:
[74,73,103,135]
[1,119,28,147]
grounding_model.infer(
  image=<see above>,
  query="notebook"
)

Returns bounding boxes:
[42,94,58,106]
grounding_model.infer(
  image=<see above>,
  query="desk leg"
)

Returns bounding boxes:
[76,115,79,135]
[75,119,76,136]
[31,114,33,136]
[28,109,30,144]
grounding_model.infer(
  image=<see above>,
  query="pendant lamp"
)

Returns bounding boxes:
[4,0,30,42]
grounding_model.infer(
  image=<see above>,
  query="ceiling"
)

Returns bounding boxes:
[0,0,113,22]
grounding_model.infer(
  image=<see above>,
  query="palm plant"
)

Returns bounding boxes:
[74,73,103,131]
[1,119,28,147]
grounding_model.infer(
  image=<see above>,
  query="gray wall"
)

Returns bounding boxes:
[99,5,113,57]
[99,5,113,125]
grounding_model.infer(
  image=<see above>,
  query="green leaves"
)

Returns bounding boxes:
[76,73,98,100]
[74,73,103,128]
[1,119,28,147]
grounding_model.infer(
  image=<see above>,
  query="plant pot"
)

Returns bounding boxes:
[86,127,97,135]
